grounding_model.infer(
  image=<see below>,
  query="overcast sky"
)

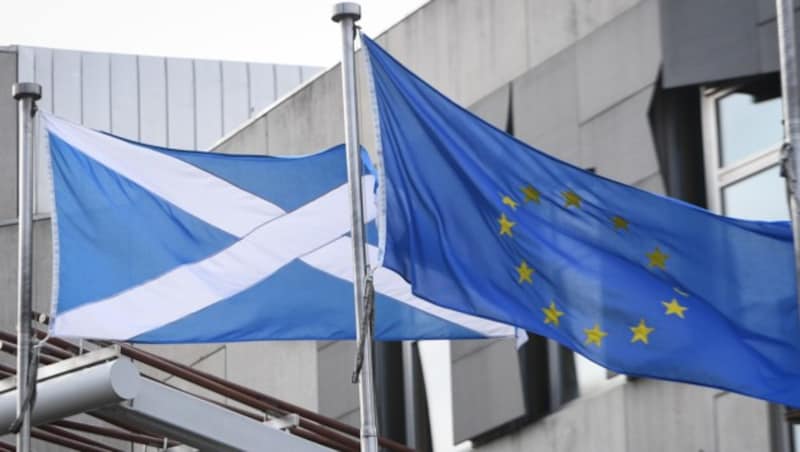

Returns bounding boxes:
[0,0,428,67]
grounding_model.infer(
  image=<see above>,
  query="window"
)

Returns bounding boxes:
[702,77,788,221]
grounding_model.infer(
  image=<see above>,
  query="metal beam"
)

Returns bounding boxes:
[97,378,331,452]
[0,358,139,433]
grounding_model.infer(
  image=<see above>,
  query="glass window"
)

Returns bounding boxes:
[722,166,789,221]
[717,85,782,167]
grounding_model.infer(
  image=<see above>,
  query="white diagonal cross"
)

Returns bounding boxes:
[45,113,516,340]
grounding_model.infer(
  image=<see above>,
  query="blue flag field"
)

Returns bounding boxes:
[362,34,800,406]
[44,112,515,343]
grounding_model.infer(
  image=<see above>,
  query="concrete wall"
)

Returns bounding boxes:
[475,378,771,452]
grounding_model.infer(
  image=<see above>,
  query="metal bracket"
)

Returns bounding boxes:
[0,345,121,394]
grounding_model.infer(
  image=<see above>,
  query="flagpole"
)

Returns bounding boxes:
[332,3,379,452]
[12,82,41,452]
[776,0,800,314]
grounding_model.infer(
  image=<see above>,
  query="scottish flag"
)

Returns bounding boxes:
[363,35,800,406]
[43,112,515,343]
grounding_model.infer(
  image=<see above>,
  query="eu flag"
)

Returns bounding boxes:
[362,35,800,405]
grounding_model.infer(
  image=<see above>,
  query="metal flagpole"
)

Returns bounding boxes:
[776,0,800,314]
[12,82,41,452]
[331,3,379,452]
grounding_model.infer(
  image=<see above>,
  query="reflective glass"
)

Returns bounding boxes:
[722,166,789,221]
[717,91,782,167]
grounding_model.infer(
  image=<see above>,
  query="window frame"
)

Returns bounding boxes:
[701,84,784,216]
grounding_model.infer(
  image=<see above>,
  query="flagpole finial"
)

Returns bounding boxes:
[331,2,361,22]
[12,83,41,101]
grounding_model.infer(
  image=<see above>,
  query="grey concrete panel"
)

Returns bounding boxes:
[714,393,770,452]
[633,171,665,195]
[512,46,581,165]
[221,61,249,133]
[576,0,641,38]
[110,54,140,140]
[139,344,226,380]
[758,0,777,23]
[138,56,168,145]
[0,50,17,221]
[162,347,228,404]
[248,63,276,117]
[317,341,358,421]
[52,50,83,123]
[275,64,302,100]
[450,338,501,362]
[660,0,760,88]
[452,339,526,443]
[550,384,626,452]
[194,60,223,150]
[81,52,111,131]
[525,0,578,69]
[450,0,528,107]
[265,67,343,156]
[575,0,660,121]
[380,0,453,99]
[0,225,17,333]
[226,342,318,411]
[468,84,509,130]
[34,48,54,113]
[624,380,716,452]
[474,416,554,452]
[579,85,659,185]
[166,58,196,149]
[17,46,34,84]
[0,221,51,334]
[337,409,360,429]
[380,0,527,107]
[758,11,800,74]
[214,115,267,156]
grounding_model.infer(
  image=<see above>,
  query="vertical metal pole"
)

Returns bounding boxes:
[776,0,800,315]
[12,82,41,452]
[331,4,378,452]
[401,342,417,449]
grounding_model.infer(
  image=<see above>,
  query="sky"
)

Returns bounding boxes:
[0,0,429,67]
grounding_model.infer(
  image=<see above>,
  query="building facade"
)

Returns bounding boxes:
[214,0,798,451]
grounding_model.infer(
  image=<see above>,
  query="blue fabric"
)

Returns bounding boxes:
[363,35,800,405]
[50,129,490,342]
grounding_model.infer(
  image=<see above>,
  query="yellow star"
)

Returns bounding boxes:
[563,190,582,208]
[502,195,519,210]
[646,247,668,269]
[630,319,654,344]
[662,299,688,319]
[521,185,541,204]
[612,215,629,231]
[516,260,534,284]
[498,213,515,237]
[542,301,564,326]
[584,323,607,346]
